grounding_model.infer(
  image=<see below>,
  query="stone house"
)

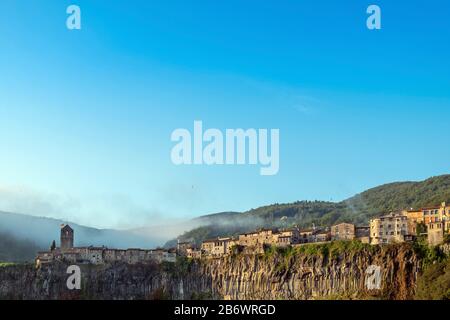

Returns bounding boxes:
[427,220,450,246]
[298,229,314,243]
[370,212,411,245]
[277,227,300,245]
[276,235,292,246]
[313,229,331,243]
[238,229,279,247]
[176,241,193,256]
[201,237,234,257]
[355,226,370,243]
[331,223,355,241]
[186,247,202,259]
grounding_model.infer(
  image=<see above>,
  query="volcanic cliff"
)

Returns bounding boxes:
[0,243,420,300]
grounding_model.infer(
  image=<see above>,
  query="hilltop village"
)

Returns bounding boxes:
[36,202,450,266]
[180,202,450,259]
[36,225,177,267]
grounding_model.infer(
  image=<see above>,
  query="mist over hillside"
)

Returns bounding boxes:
[0,211,164,256]
[167,175,450,246]
[0,231,40,262]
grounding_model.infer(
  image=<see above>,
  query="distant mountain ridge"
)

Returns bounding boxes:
[0,211,162,262]
[167,174,450,246]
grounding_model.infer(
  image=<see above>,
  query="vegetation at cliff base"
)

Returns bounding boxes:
[416,257,450,300]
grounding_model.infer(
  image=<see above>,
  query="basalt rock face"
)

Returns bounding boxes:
[201,244,420,300]
[0,262,213,300]
[0,244,420,300]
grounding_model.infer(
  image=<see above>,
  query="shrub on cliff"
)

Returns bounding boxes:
[0,262,16,267]
[160,256,193,277]
[416,257,450,300]
[412,237,446,268]
[444,234,450,244]
[262,240,375,262]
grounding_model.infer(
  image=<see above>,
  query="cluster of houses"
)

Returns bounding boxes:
[35,225,177,267]
[181,225,369,259]
[182,202,450,258]
[36,202,450,265]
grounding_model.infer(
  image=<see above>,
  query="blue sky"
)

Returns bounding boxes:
[0,0,449,229]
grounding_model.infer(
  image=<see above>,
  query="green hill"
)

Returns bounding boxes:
[0,232,41,263]
[168,175,450,246]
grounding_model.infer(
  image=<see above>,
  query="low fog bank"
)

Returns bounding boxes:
[0,211,167,250]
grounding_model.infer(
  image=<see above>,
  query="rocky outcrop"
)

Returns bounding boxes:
[202,244,420,300]
[0,262,213,300]
[0,244,420,300]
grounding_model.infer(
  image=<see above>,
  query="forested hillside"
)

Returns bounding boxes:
[0,232,41,262]
[168,175,450,246]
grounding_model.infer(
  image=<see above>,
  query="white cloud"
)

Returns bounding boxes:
[0,184,166,230]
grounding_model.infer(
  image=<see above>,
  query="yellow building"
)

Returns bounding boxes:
[405,202,449,227]
[403,209,424,235]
